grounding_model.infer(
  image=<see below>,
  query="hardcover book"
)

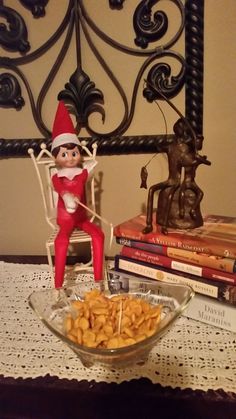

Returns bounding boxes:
[120,245,236,284]
[116,237,236,274]
[114,255,236,307]
[182,293,236,333]
[114,213,236,259]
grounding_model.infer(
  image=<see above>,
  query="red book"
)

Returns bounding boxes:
[120,246,236,284]
[116,237,236,274]
[114,213,236,259]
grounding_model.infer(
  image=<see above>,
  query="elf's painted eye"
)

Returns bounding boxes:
[72,151,78,157]
[61,152,67,158]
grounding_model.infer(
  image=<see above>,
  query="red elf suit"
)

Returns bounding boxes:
[51,101,104,288]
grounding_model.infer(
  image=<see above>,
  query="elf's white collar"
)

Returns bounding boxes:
[57,161,97,180]
[57,167,83,180]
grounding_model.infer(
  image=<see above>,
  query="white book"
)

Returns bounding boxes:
[115,256,228,299]
[115,256,236,333]
[182,293,236,333]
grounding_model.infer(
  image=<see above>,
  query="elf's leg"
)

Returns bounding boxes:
[54,220,74,288]
[80,220,105,281]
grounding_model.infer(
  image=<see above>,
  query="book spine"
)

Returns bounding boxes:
[182,293,236,333]
[113,214,236,259]
[114,256,236,306]
[114,228,236,259]
[120,246,236,284]
[166,246,236,274]
[116,237,236,274]
[116,237,168,256]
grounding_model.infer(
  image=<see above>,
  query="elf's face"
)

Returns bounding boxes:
[55,145,81,168]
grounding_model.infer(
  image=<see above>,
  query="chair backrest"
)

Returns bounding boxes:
[28,142,98,230]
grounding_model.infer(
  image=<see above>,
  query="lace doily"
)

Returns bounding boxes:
[0,261,235,393]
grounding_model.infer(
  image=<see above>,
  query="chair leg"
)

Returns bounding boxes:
[46,242,54,283]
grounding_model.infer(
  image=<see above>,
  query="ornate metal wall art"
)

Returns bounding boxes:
[0,0,204,157]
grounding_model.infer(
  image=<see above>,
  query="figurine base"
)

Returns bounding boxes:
[156,188,203,229]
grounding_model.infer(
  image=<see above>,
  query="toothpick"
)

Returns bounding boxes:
[118,299,123,335]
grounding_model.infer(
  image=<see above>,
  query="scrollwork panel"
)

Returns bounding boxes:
[0,0,204,157]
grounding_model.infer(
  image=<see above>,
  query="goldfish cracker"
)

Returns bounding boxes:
[65,290,162,349]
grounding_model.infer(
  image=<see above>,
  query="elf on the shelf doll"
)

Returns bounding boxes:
[51,101,104,288]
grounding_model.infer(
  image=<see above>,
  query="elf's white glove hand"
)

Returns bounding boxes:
[62,193,78,213]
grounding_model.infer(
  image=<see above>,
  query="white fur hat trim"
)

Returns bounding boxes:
[51,133,80,151]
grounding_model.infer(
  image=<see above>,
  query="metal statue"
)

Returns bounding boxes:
[142,118,211,234]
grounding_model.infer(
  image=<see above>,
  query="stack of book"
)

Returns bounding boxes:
[113,213,236,333]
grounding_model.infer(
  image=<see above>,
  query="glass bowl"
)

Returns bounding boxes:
[28,270,194,368]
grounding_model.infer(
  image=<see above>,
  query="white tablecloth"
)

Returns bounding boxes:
[0,261,235,393]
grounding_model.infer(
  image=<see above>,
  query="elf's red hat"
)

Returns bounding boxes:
[51,101,80,151]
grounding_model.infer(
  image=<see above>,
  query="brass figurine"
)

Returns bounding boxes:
[142,118,211,234]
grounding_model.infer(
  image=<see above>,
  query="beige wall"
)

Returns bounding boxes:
[1,0,236,257]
